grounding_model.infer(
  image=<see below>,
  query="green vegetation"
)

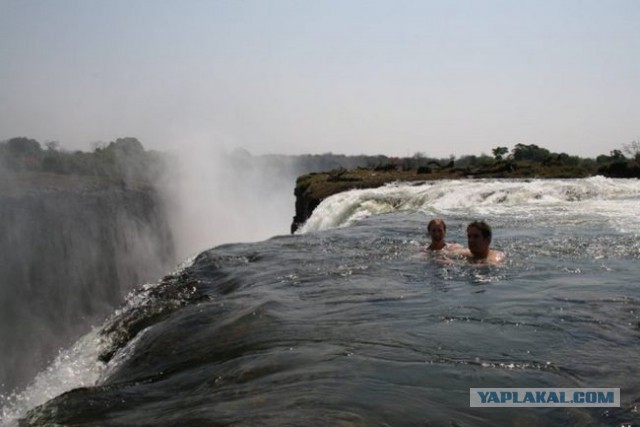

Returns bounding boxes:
[0,137,166,187]
[3,137,639,194]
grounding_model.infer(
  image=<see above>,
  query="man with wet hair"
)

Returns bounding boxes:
[463,220,505,264]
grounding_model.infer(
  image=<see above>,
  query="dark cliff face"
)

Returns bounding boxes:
[0,177,176,395]
[290,180,321,234]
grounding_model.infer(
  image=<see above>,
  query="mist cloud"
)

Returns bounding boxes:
[156,140,298,260]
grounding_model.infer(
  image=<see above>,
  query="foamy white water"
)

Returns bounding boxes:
[298,177,640,233]
[0,277,170,426]
[0,329,106,426]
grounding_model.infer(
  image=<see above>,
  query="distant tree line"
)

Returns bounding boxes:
[484,142,640,178]
[355,142,640,178]
[2,136,639,181]
[0,137,166,184]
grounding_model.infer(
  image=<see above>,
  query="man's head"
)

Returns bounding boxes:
[466,220,492,258]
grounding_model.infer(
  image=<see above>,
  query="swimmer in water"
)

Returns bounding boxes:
[424,218,463,252]
[459,220,506,265]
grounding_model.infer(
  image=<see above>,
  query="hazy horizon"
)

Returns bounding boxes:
[1,1,639,159]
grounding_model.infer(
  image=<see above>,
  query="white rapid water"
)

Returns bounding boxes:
[0,253,202,426]
[0,329,106,426]
[297,177,640,234]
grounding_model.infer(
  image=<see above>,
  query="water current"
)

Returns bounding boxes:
[2,177,639,426]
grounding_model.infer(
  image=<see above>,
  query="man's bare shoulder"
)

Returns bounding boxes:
[482,249,506,265]
[443,243,466,255]
[491,249,506,262]
[465,249,506,265]
[444,242,464,250]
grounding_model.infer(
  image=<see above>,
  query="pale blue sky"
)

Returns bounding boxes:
[1,0,638,158]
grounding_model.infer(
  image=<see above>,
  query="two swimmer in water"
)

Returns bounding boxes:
[424,218,505,265]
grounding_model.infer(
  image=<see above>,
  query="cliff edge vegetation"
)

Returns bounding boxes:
[291,142,640,232]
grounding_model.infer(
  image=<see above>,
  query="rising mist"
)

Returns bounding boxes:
[0,136,376,398]
[0,137,309,397]
[155,142,299,261]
